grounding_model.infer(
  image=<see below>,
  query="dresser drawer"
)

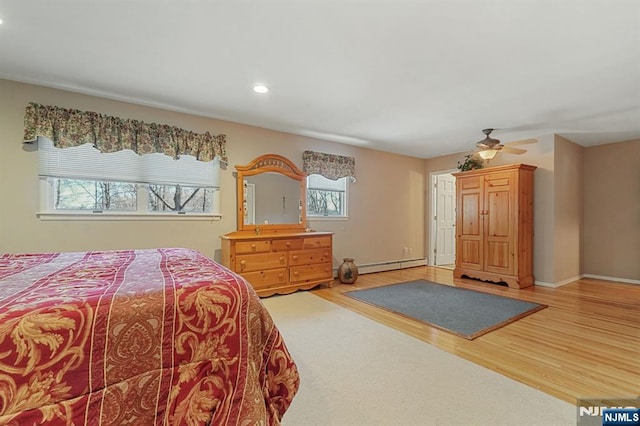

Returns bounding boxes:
[303,236,332,249]
[271,239,304,251]
[290,262,333,283]
[235,240,271,254]
[289,248,331,266]
[236,252,287,273]
[221,230,333,296]
[241,268,287,289]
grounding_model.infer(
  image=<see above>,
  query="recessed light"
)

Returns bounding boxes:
[253,84,269,94]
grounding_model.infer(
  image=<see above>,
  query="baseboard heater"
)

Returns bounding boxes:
[334,257,427,276]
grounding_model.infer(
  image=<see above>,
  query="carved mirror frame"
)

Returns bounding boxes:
[235,153,307,232]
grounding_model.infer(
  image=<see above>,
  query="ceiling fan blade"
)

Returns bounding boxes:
[472,129,532,156]
[501,146,527,155]
[505,138,537,147]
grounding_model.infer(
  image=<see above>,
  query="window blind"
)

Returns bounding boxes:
[37,137,220,187]
[307,174,346,191]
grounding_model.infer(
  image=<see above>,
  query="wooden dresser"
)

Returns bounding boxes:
[221,231,334,297]
[453,163,536,289]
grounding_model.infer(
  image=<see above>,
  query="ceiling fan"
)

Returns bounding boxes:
[474,128,537,160]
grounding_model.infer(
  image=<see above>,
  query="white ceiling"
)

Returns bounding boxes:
[1,1,639,159]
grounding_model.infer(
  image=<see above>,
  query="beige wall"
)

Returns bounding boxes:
[583,139,640,281]
[0,79,425,268]
[553,136,583,283]
[307,143,425,265]
[2,79,637,283]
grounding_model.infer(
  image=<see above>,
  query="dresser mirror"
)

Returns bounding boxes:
[235,153,307,232]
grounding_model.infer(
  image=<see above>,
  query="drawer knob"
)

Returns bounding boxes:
[292,255,298,261]
[293,271,299,276]
[240,260,247,267]
[279,256,285,263]
[286,242,291,246]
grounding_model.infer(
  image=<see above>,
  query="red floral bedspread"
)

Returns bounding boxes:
[0,248,299,425]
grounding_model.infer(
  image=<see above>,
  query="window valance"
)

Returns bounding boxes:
[23,102,227,163]
[302,150,356,181]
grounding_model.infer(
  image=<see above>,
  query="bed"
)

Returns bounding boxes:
[0,248,299,425]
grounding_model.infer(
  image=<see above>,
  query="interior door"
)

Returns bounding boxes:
[435,174,456,265]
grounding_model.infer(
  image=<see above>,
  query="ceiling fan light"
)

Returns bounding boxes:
[478,149,498,160]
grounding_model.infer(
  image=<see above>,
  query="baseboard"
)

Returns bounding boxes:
[583,274,640,285]
[331,261,640,286]
[335,258,427,276]
[535,275,584,288]
[535,274,640,287]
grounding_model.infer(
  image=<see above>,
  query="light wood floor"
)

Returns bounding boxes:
[310,267,640,405]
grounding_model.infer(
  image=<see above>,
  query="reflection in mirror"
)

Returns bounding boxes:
[243,172,302,225]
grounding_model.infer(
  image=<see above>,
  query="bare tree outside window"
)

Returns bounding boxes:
[307,189,343,216]
[55,179,136,211]
[148,184,213,212]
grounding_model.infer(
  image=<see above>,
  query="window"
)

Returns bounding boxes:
[54,179,137,211]
[38,138,220,217]
[306,174,348,217]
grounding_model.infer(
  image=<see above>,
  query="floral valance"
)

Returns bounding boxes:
[23,102,227,163]
[302,150,356,181]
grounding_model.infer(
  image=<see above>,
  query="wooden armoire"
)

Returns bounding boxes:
[452,163,536,288]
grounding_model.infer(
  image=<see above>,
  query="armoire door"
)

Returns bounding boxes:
[483,171,514,275]
[456,175,483,271]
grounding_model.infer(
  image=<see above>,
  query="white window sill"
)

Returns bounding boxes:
[37,212,222,221]
[307,216,349,221]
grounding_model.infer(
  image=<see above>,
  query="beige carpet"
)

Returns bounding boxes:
[262,292,575,426]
